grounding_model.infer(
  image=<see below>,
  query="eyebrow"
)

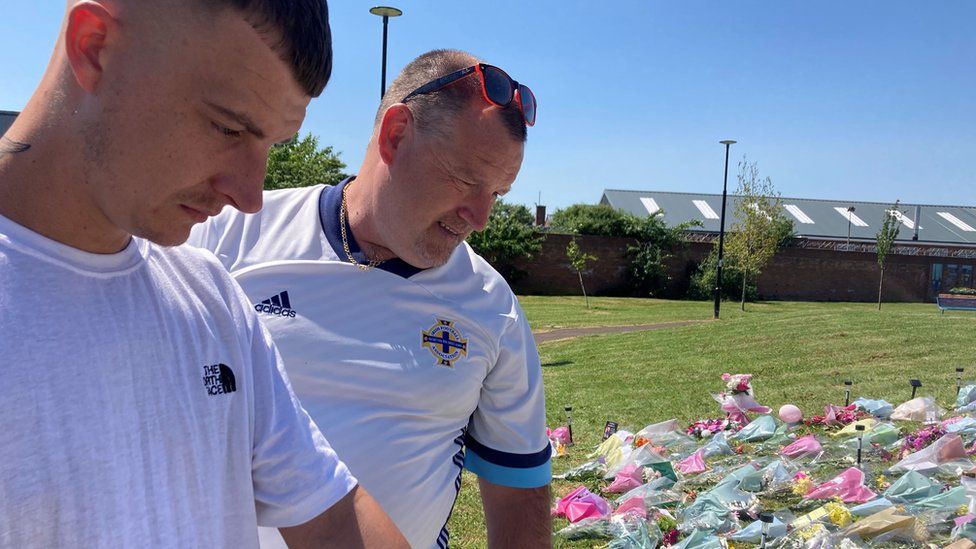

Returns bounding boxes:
[204,101,267,140]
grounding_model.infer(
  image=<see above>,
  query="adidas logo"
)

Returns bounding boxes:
[254,291,297,318]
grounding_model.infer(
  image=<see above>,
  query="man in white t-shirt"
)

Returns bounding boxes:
[189,49,551,548]
[0,1,406,547]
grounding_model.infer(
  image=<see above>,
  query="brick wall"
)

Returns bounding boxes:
[503,233,970,302]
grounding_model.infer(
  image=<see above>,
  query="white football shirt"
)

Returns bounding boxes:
[189,180,551,548]
[0,213,357,548]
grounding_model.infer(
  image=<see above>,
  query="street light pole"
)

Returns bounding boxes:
[846,206,856,251]
[369,6,403,99]
[714,140,736,319]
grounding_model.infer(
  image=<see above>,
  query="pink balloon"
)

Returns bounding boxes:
[779,404,803,424]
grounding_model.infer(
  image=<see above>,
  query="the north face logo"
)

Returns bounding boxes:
[254,291,297,318]
[203,363,236,396]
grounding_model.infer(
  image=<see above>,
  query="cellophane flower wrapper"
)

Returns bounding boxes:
[554,517,612,540]
[781,435,824,459]
[555,458,606,481]
[701,431,735,458]
[732,413,777,442]
[677,449,707,475]
[832,418,876,437]
[729,515,788,543]
[615,475,675,505]
[712,392,772,425]
[607,514,662,549]
[882,470,943,503]
[605,463,645,494]
[737,459,797,493]
[671,527,727,549]
[850,497,894,517]
[947,417,976,438]
[853,397,894,420]
[553,485,612,523]
[957,385,976,409]
[905,485,968,512]
[890,433,969,473]
[803,467,877,503]
[635,419,681,439]
[890,396,944,422]
[549,426,571,446]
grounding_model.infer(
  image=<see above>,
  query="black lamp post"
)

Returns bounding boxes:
[369,6,403,99]
[846,206,856,251]
[714,139,736,319]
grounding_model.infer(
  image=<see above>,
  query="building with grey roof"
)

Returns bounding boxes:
[601,189,976,247]
[599,188,976,302]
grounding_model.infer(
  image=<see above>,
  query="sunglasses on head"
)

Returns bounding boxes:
[402,63,536,127]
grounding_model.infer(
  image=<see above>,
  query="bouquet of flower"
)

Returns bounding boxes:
[806,404,867,427]
[686,417,742,438]
[902,423,947,455]
[721,373,754,395]
[713,373,771,424]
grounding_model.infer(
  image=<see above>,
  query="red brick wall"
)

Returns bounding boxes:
[508,233,632,295]
[503,234,969,302]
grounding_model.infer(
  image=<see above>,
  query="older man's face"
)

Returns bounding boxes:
[382,104,525,269]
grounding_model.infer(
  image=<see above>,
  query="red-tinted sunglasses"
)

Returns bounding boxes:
[402,63,537,127]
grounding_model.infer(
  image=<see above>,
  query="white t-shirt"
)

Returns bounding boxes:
[188,181,551,549]
[0,214,357,548]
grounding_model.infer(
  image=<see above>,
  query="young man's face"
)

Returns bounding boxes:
[83,7,310,246]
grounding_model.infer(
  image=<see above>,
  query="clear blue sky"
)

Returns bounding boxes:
[2,2,974,211]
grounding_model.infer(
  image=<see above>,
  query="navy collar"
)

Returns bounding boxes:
[319,177,424,279]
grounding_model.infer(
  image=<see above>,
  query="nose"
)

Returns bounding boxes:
[212,149,267,214]
[458,194,495,232]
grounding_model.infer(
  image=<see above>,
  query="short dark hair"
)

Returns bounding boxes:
[202,0,332,97]
[376,49,527,143]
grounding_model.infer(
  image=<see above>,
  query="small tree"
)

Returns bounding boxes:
[724,158,794,310]
[265,133,347,190]
[466,201,542,280]
[876,200,901,310]
[566,239,597,308]
[550,203,692,296]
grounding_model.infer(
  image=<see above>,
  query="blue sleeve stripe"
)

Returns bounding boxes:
[464,450,551,488]
[463,433,552,468]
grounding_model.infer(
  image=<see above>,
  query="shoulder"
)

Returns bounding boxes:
[428,243,522,321]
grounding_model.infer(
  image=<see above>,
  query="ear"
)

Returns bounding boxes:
[376,104,413,165]
[64,2,118,93]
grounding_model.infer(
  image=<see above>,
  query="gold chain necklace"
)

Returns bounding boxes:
[339,182,384,271]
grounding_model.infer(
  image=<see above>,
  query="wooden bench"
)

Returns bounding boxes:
[937,293,976,314]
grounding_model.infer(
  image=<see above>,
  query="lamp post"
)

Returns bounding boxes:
[846,206,856,251]
[369,6,402,99]
[714,140,736,319]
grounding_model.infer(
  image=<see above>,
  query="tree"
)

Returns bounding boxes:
[876,200,901,310]
[566,239,597,308]
[549,204,634,237]
[723,158,794,310]
[265,133,347,190]
[466,201,542,274]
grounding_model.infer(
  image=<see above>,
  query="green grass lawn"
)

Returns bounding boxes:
[447,298,976,548]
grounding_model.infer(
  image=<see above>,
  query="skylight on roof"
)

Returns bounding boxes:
[937,212,976,232]
[783,204,815,224]
[693,200,720,220]
[888,210,916,230]
[834,207,868,227]
[640,197,660,215]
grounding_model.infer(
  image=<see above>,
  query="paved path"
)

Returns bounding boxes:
[533,320,708,344]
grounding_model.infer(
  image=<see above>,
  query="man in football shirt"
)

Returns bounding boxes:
[0,1,406,547]
[190,49,551,548]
